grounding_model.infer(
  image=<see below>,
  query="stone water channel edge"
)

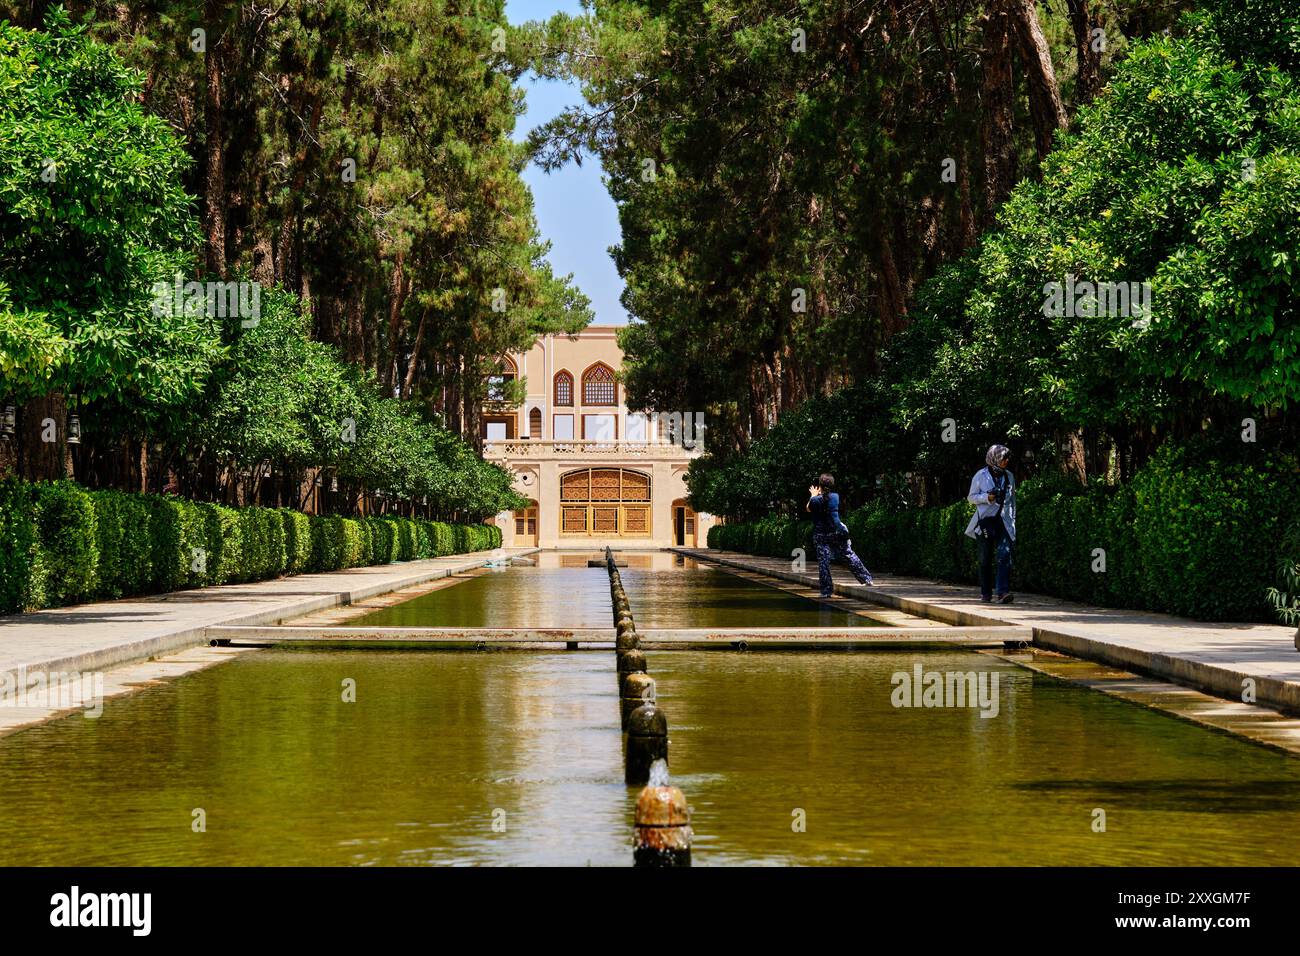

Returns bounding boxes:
[672,547,1300,758]
[0,548,539,737]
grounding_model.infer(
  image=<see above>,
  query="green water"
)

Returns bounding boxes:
[352,552,875,629]
[2,647,1297,865]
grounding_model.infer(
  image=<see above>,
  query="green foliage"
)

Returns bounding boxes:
[282,510,312,575]
[892,1,1300,449]
[688,381,899,519]
[171,284,527,521]
[430,521,456,557]
[0,11,221,409]
[688,0,1300,509]
[0,478,499,612]
[1266,522,1300,627]
[148,496,207,592]
[31,480,98,606]
[312,516,365,572]
[1128,444,1300,619]
[365,517,396,565]
[89,489,153,599]
[201,503,242,586]
[0,5,571,524]
[238,507,287,582]
[0,477,38,613]
[708,517,811,561]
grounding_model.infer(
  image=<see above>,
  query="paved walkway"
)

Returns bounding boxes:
[676,548,1300,716]
[0,549,536,687]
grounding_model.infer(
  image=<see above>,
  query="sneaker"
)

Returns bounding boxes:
[858,576,873,587]
[820,592,833,599]
[980,595,993,603]
[998,593,1014,604]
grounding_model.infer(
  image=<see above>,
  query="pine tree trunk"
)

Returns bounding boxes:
[1010,0,1068,160]
[980,0,1017,226]
[401,308,429,400]
[1065,0,1103,103]
[203,0,227,278]
[382,251,408,393]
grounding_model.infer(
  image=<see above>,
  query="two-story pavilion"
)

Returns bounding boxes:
[481,326,713,549]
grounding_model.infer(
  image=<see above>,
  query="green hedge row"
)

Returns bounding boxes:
[708,449,1300,623]
[0,479,502,613]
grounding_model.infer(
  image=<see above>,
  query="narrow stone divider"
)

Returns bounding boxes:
[604,547,692,867]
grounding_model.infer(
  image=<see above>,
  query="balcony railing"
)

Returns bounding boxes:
[483,438,702,460]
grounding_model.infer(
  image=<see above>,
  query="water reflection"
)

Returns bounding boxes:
[353,553,873,629]
[1,648,1296,865]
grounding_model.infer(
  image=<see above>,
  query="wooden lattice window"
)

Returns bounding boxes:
[554,370,573,406]
[590,469,621,501]
[621,471,650,502]
[558,468,652,536]
[592,507,619,533]
[560,470,590,501]
[582,363,616,406]
[562,507,588,533]
[624,507,649,533]
[528,407,542,436]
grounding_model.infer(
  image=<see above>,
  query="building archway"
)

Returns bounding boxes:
[672,498,698,547]
[559,467,650,537]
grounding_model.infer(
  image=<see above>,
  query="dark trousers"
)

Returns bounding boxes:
[812,531,873,596]
[977,517,1012,598]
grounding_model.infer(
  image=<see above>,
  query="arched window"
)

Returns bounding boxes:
[528,407,542,437]
[582,362,616,406]
[554,369,573,406]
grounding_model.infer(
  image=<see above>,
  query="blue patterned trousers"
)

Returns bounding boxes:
[812,532,873,597]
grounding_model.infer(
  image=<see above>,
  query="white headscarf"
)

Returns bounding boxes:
[986,444,1010,472]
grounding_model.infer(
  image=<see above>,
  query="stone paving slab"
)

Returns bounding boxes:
[0,548,536,689]
[677,547,1300,715]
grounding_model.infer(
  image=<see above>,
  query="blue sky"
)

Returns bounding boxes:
[504,0,628,325]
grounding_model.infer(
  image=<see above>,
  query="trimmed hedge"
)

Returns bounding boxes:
[32,481,99,607]
[0,478,38,612]
[0,478,503,614]
[708,451,1300,623]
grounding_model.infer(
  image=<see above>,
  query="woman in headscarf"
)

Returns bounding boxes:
[964,444,1016,603]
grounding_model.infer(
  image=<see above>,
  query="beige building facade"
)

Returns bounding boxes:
[481,326,714,550]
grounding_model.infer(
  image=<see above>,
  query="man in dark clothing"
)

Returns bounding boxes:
[806,473,873,598]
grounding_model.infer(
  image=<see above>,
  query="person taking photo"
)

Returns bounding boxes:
[806,473,873,598]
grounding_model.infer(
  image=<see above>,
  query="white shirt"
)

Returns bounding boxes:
[964,467,1016,541]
